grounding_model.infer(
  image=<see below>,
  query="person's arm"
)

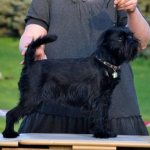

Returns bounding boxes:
[19,0,50,60]
[19,24,48,60]
[114,0,150,50]
[127,8,150,50]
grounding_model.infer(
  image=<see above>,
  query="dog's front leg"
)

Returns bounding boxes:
[93,92,116,138]
[92,102,116,138]
[92,78,118,138]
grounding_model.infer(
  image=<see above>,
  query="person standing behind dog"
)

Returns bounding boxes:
[19,0,150,135]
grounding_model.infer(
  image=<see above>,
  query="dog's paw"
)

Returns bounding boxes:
[2,130,19,138]
[93,131,117,138]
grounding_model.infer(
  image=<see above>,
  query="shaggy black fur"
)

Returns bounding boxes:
[3,27,139,138]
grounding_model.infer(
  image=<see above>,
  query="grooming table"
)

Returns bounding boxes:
[0,133,150,150]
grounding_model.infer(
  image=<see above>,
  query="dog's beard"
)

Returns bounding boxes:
[121,38,138,61]
[110,38,139,64]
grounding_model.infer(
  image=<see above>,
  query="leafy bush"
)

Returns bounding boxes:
[139,0,150,23]
[0,0,31,37]
[139,46,150,59]
[0,0,150,60]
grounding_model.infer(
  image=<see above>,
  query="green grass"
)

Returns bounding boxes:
[0,37,150,133]
[131,58,150,133]
[0,117,5,132]
[0,37,22,109]
[0,37,22,132]
[132,58,150,121]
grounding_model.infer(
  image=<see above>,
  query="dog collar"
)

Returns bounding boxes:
[95,56,120,78]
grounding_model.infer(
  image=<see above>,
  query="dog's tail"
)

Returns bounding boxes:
[24,35,57,67]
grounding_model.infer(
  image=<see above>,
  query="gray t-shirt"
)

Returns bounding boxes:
[26,0,140,118]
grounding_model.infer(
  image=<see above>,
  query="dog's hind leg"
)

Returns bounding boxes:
[2,95,42,138]
[2,106,23,138]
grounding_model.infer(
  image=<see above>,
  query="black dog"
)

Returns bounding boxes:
[3,27,139,138]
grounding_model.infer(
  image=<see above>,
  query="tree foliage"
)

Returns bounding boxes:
[138,0,150,58]
[139,0,150,23]
[0,0,149,37]
[0,0,31,37]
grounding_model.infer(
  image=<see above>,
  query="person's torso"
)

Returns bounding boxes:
[46,0,117,59]
[32,0,140,118]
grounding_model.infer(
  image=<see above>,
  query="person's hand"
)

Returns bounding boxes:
[34,45,47,60]
[19,35,47,64]
[114,0,138,13]
[19,24,48,64]
[19,35,32,56]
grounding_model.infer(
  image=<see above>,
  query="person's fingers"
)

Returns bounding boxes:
[21,50,26,56]
[20,39,47,64]
[20,50,26,65]
[114,0,137,12]
[20,60,25,65]
[118,0,137,8]
[114,0,118,5]
[43,55,47,60]
[20,44,47,64]
[19,36,33,52]
[117,0,137,10]
[117,3,137,13]
[35,45,46,60]
[115,0,126,6]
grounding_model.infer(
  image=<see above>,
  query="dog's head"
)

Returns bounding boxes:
[97,27,139,65]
